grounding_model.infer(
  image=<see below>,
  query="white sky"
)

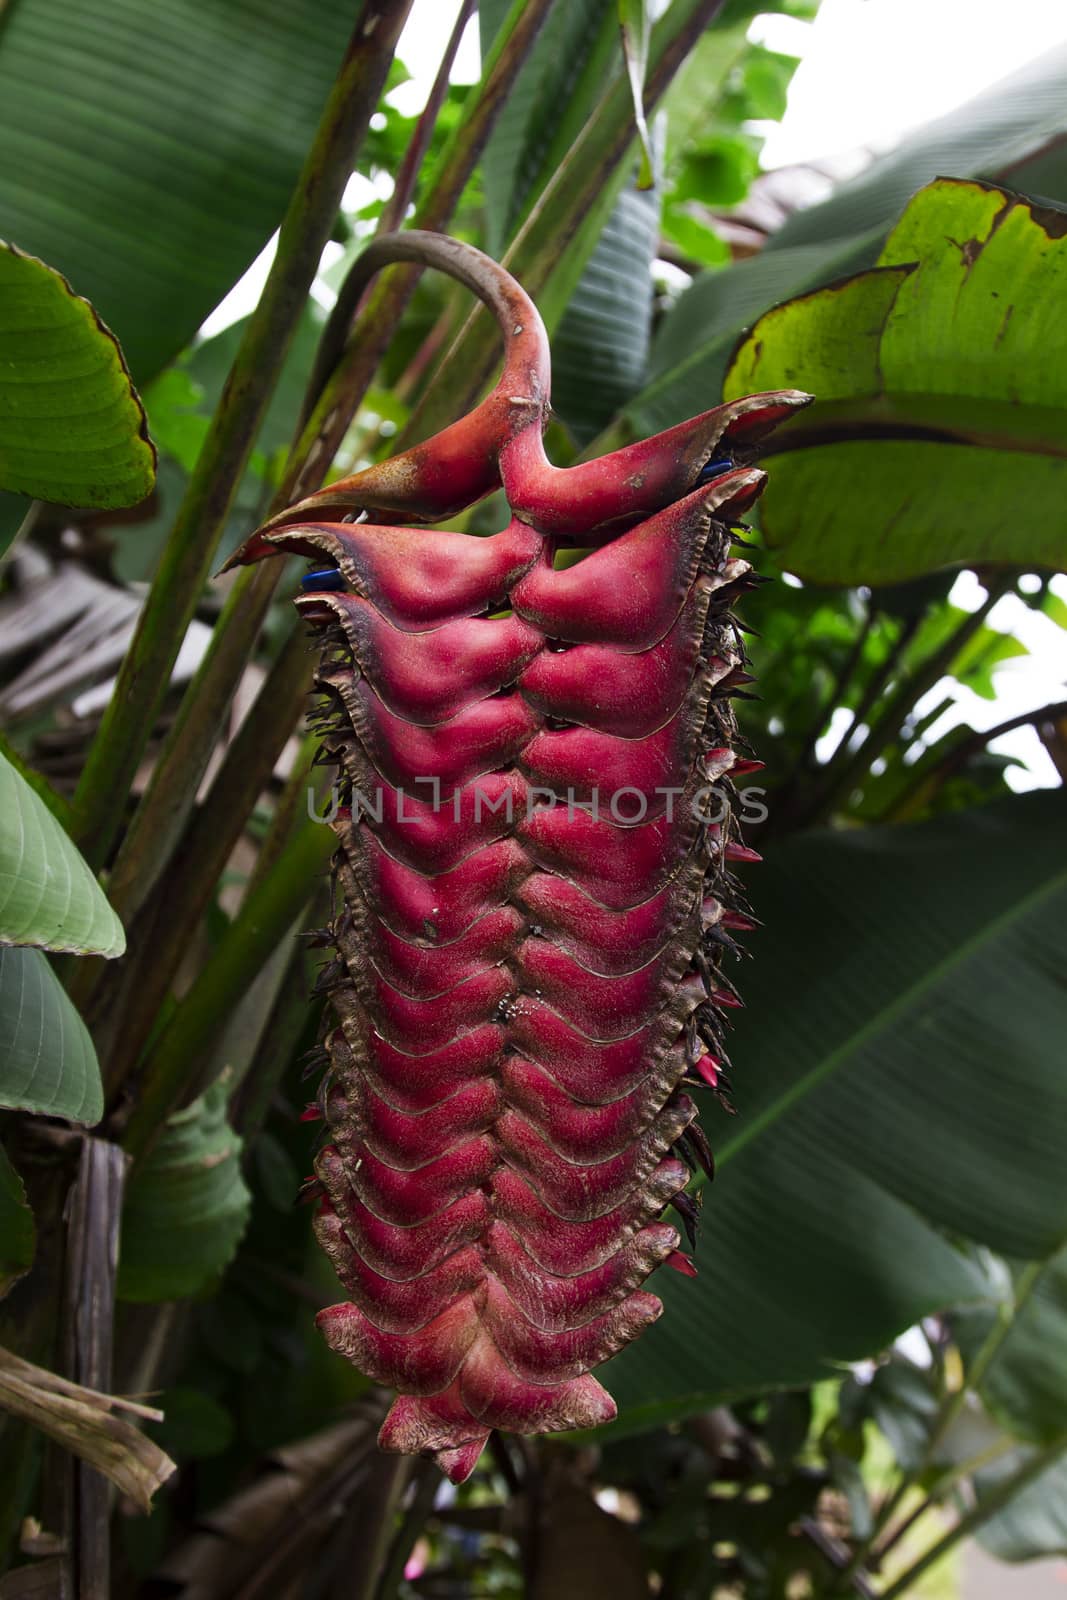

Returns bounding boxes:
[815,572,1067,793]
[397,0,1067,171]
[753,0,1067,169]
[742,0,1067,791]
[392,3,480,111]
[204,0,1066,790]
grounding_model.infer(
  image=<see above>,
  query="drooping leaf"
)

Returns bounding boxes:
[960,1262,1067,1561]
[0,752,124,957]
[865,1356,942,1473]
[617,0,655,189]
[146,1412,381,1592]
[0,242,155,511]
[768,41,1067,255]
[552,180,662,443]
[0,1145,34,1299]
[828,1451,873,1542]
[963,1249,1067,1447]
[601,790,1067,1431]
[478,0,661,443]
[118,1077,252,1302]
[977,1452,1067,1563]
[0,946,103,1125]
[479,0,617,256]
[623,44,1067,443]
[723,180,1067,582]
[408,0,758,464]
[0,0,354,381]
[633,237,868,438]
[0,1346,176,1513]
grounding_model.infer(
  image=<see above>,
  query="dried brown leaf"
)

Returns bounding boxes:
[0,1345,174,1513]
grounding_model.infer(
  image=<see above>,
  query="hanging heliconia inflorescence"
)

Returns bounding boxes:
[226,233,811,1483]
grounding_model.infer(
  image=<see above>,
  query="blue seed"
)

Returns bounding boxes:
[696,456,734,485]
[301,566,346,593]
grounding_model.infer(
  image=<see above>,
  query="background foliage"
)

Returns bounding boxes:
[0,1,1065,1595]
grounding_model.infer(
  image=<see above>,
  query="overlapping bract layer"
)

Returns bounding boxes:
[228,231,810,1482]
[270,472,769,1478]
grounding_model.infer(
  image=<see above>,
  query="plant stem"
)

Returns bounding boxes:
[1039,707,1067,781]
[789,608,876,784]
[99,0,542,930]
[872,1435,1017,1567]
[372,1459,441,1600]
[882,698,1067,823]
[70,0,413,870]
[91,622,314,1092]
[347,1453,414,1600]
[301,0,557,450]
[121,820,333,1162]
[806,580,1009,826]
[230,945,314,1141]
[767,613,916,838]
[929,1261,1045,1462]
[877,1432,1067,1600]
[396,0,727,443]
[64,1137,126,1599]
[374,0,476,236]
[799,1518,877,1597]
[829,619,917,762]
[102,561,287,925]
[204,745,326,1111]
[248,731,323,894]
[834,1260,1046,1590]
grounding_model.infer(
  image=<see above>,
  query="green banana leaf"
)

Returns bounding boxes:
[722,180,1067,582]
[964,1253,1067,1561]
[0,0,353,381]
[0,753,124,958]
[0,242,154,545]
[404,0,771,446]
[118,1076,251,1302]
[622,43,1067,442]
[478,0,803,443]
[960,1250,1067,1449]
[0,947,103,1126]
[601,790,1067,1432]
[977,1453,1067,1563]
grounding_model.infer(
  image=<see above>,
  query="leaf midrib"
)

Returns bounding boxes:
[718,864,1067,1168]
[761,394,1067,461]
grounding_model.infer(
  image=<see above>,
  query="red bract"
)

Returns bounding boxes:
[229,232,811,1483]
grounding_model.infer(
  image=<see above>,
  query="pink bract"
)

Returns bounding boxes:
[229,231,811,1482]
